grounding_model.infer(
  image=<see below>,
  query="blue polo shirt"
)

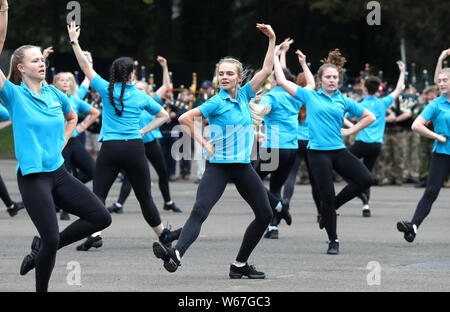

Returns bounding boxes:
[76,85,89,100]
[199,83,255,163]
[297,120,310,141]
[419,94,450,155]
[68,94,92,137]
[259,86,301,149]
[348,95,394,144]
[0,103,10,121]
[0,79,72,175]
[90,74,163,142]
[141,93,163,143]
[295,87,365,150]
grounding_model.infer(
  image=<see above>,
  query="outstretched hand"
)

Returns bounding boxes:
[279,38,294,53]
[296,49,306,63]
[156,56,167,67]
[43,46,54,59]
[439,48,450,59]
[256,23,275,40]
[67,20,80,42]
[396,60,405,72]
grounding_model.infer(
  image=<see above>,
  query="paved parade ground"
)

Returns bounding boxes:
[1,159,449,293]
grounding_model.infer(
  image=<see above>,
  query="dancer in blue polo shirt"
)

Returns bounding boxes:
[0,104,25,217]
[108,56,182,215]
[152,23,276,279]
[397,64,450,243]
[67,22,181,251]
[274,48,376,255]
[0,4,111,292]
[347,61,405,217]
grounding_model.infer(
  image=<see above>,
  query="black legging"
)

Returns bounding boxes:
[411,152,450,227]
[93,139,161,227]
[254,148,297,208]
[307,149,373,241]
[175,162,272,263]
[0,174,13,207]
[116,139,171,205]
[348,141,382,205]
[282,140,321,214]
[17,165,111,292]
[62,137,95,183]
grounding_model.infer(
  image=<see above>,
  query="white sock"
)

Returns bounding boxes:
[92,231,101,237]
[165,201,174,206]
[412,224,418,234]
[115,202,122,208]
[275,202,282,213]
[268,226,278,231]
[232,262,246,267]
[363,204,369,210]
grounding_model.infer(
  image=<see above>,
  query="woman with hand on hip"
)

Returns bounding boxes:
[274,48,376,255]
[153,23,276,279]
[67,22,181,251]
[0,3,111,291]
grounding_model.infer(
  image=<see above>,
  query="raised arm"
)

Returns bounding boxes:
[434,48,450,85]
[155,56,170,100]
[249,24,276,93]
[67,21,96,82]
[279,37,293,68]
[0,0,8,90]
[389,61,406,99]
[296,50,315,90]
[273,47,298,97]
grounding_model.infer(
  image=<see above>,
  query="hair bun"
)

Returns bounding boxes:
[320,48,346,75]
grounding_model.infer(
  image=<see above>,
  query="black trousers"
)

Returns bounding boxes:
[0,174,13,207]
[175,162,272,263]
[93,139,161,227]
[307,148,373,241]
[282,140,321,213]
[348,141,382,205]
[117,139,172,205]
[411,152,450,227]
[62,136,95,183]
[254,148,297,208]
[17,165,111,292]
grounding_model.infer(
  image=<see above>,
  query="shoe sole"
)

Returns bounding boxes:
[76,239,103,251]
[362,210,371,217]
[327,249,339,255]
[20,255,33,276]
[152,241,178,273]
[229,272,266,279]
[396,221,408,233]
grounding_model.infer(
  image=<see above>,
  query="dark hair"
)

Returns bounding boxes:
[296,73,307,123]
[364,76,381,95]
[108,57,134,116]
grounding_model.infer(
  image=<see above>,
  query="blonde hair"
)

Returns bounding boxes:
[215,57,251,88]
[8,45,42,85]
[438,68,450,79]
[53,72,78,96]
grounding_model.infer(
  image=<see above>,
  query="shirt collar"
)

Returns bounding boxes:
[438,93,450,104]
[218,87,238,103]
[20,81,47,98]
[318,88,340,97]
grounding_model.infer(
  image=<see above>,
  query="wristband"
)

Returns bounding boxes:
[71,40,79,45]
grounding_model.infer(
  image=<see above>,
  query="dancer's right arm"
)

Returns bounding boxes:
[179,108,214,156]
[67,21,97,82]
[155,56,170,100]
[434,48,450,85]
[0,0,8,90]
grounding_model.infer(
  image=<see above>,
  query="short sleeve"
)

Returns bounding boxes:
[90,74,110,97]
[144,95,163,115]
[239,82,256,103]
[74,97,92,115]
[259,93,274,108]
[76,85,89,99]
[198,96,220,119]
[0,104,10,121]
[345,97,365,118]
[419,101,437,122]
[153,93,161,104]
[0,79,18,110]
[380,94,394,110]
[294,86,311,105]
